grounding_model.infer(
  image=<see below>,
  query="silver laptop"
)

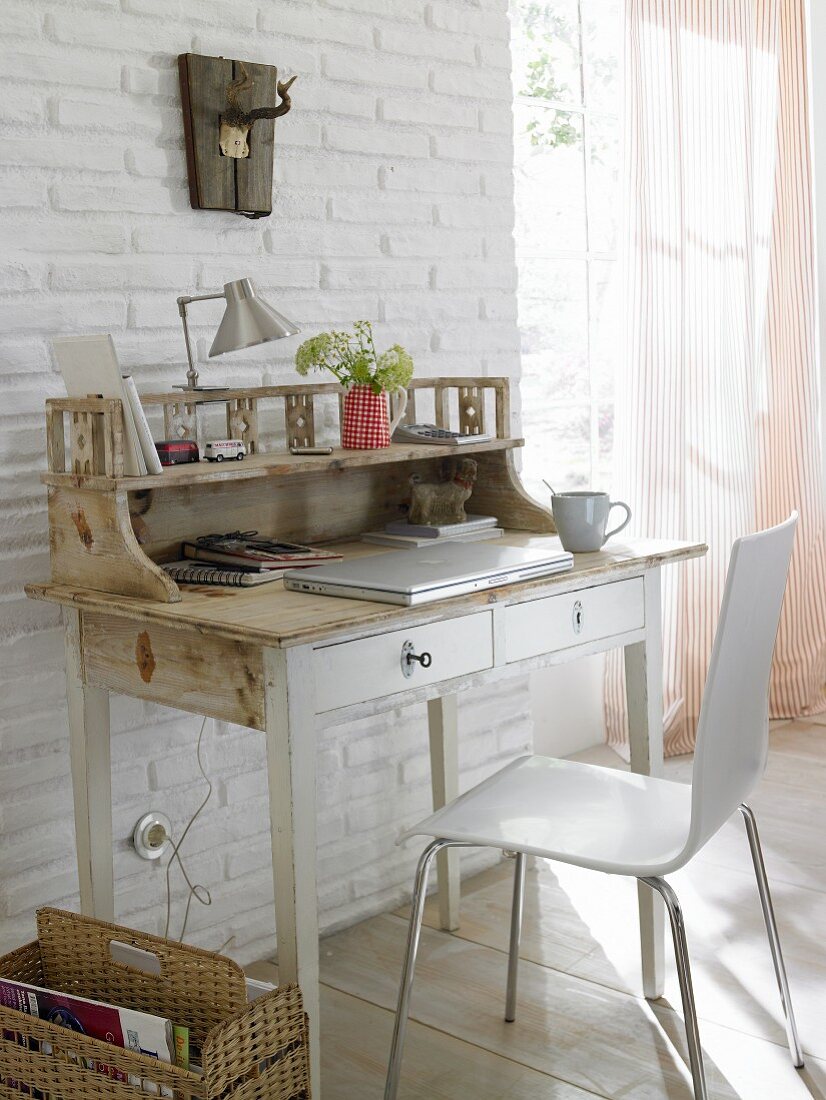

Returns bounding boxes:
[283,541,574,606]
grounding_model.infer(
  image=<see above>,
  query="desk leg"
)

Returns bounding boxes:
[64,609,114,922]
[624,568,665,999]
[263,646,320,1092]
[427,695,460,931]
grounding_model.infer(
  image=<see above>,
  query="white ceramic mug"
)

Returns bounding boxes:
[551,491,631,553]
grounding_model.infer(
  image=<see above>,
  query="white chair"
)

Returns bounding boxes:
[385,515,803,1100]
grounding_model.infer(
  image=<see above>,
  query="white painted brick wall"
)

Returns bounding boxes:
[0,0,529,967]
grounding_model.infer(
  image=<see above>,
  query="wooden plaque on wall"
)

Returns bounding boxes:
[178,52,277,219]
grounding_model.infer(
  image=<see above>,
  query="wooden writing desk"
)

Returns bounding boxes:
[25,378,706,1094]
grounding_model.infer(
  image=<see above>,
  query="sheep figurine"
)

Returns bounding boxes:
[408,458,478,526]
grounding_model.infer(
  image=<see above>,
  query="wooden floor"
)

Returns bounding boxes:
[249,716,826,1099]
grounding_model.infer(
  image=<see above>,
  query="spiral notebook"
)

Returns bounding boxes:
[162,561,286,587]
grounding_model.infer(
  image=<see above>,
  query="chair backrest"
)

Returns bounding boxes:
[685,513,797,856]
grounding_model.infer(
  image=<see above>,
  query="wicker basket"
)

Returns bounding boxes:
[0,908,310,1100]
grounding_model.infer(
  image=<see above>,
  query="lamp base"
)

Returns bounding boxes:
[172,384,232,392]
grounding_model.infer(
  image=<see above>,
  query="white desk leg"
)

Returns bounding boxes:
[264,646,321,1092]
[427,695,460,931]
[624,568,665,999]
[64,609,114,922]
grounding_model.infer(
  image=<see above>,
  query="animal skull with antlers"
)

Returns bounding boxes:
[219,62,297,160]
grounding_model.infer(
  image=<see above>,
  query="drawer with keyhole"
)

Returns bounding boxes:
[504,578,645,663]
[313,611,494,712]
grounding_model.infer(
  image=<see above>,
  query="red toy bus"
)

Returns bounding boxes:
[154,439,200,466]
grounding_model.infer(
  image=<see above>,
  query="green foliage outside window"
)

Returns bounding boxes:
[516,2,580,149]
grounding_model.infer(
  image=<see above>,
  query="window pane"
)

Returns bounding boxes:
[589,258,620,404]
[511,0,621,502]
[514,103,586,253]
[582,0,621,110]
[521,404,592,499]
[586,113,620,253]
[596,403,614,489]
[511,0,584,108]
[519,258,588,400]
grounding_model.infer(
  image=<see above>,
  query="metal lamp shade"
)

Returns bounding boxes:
[208,278,300,357]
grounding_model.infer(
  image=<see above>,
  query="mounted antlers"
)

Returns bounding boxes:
[219,62,297,159]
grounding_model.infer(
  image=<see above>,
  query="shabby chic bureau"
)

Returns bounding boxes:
[25,376,706,1094]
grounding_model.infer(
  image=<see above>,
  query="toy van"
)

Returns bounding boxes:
[204,439,246,462]
[154,439,200,466]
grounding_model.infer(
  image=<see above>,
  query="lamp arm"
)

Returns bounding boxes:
[177,292,226,390]
[177,293,227,309]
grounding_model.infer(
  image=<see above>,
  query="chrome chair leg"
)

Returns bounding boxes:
[385,839,455,1100]
[740,803,804,1067]
[505,851,527,1022]
[642,877,708,1100]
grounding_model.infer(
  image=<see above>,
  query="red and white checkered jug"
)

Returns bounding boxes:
[341,385,408,449]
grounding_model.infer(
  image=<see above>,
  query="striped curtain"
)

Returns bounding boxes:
[606,0,826,756]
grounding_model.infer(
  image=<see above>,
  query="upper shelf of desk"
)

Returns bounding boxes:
[41,438,523,492]
[43,377,516,492]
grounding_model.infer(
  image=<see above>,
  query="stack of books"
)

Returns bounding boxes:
[163,533,343,588]
[362,514,503,548]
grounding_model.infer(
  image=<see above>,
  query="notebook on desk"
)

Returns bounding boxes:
[283,541,574,606]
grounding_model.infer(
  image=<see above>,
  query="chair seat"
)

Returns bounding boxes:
[402,755,694,877]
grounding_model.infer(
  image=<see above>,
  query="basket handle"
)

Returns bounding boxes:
[109,939,163,976]
[35,908,247,1012]
[36,909,180,981]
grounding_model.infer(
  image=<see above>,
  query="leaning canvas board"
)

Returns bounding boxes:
[52,334,146,476]
[123,373,163,475]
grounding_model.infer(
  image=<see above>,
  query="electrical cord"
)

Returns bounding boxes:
[164,716,213,942]
[161,717,239,956]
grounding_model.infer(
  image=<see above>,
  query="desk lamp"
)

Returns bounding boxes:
[176,277,300,390]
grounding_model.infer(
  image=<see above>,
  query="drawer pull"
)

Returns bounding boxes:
[572,600,584,635]
[401,640,433,678]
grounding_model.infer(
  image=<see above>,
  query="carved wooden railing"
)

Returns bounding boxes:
[44,377,513,478]
[46,397,126,479]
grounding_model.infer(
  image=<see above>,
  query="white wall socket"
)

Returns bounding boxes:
[133,811,172,860]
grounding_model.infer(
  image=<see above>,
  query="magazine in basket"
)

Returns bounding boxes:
[0,975,184,1095]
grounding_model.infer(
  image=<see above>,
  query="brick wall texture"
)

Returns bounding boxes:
[0,0,530,965]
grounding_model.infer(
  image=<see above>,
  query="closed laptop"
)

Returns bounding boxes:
[283,541,573,606]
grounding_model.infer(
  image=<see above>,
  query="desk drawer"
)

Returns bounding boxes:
[313,611,493,712]
[504,578,644,663]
